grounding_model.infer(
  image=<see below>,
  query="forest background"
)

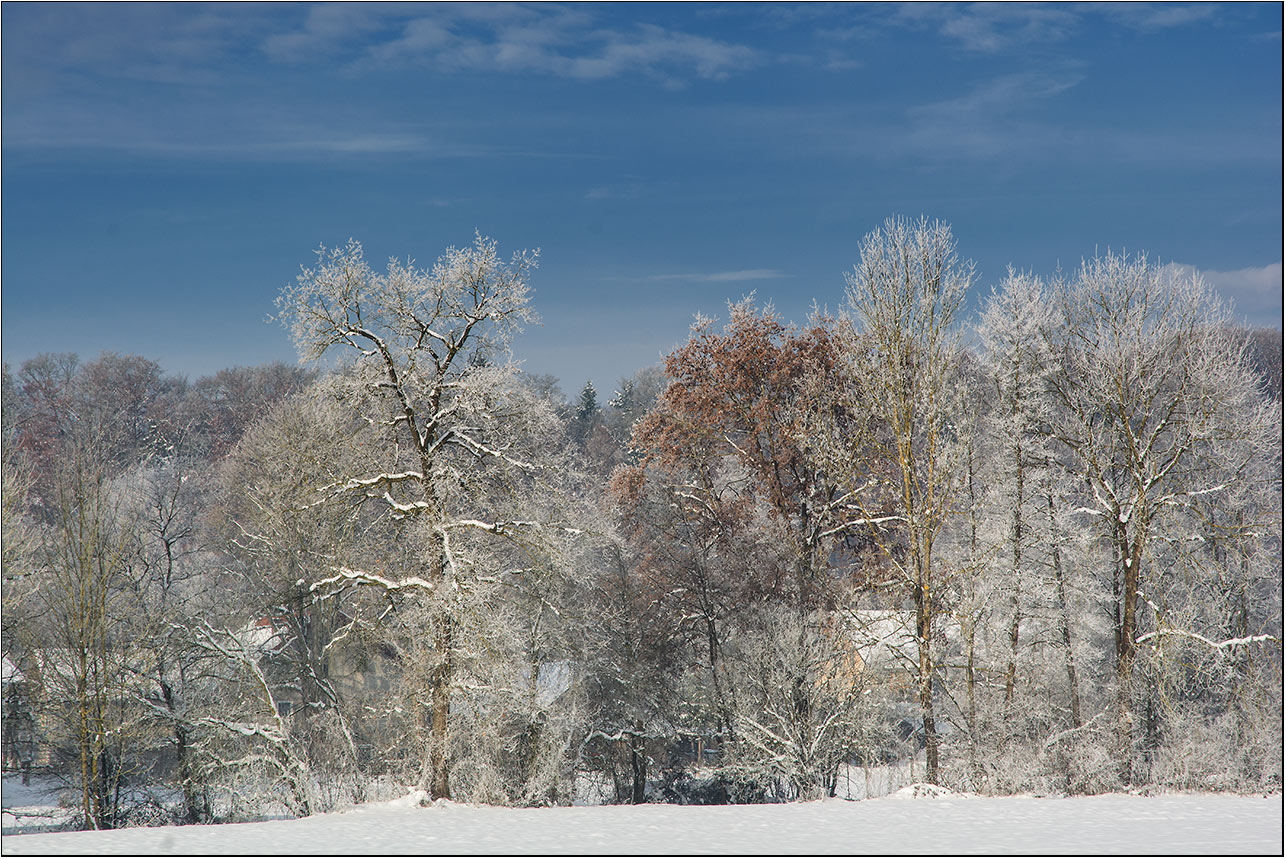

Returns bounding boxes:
[2,216,1281,830]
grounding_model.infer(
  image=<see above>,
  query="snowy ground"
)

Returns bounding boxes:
[1,775,78,836]
[2,787,1280,855]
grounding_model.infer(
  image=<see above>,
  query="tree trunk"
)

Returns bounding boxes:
[964,612,978,769]
[1044,473,1085,730]
[422,522,453,801]
[702,610,737,749]
[160,675,205,823]
[963,443,980,783]
[915,576,939,785]
[428,611,452,801]
[77,675,95,829]
[1114,526,1142,784]
[630,722,647,804]
[1049,515,1082,729]
[1004,442,1024,707]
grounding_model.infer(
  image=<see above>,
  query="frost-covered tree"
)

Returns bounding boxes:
[1,366,39,676]
[577,380,599,420]
[209,375,381,812]
[606,368,665,440]
[3,353,192,828]
[978,270,1052,709]
[1045,251,1281,784]
[23,425,136,829]
[116,447,223,824]
[968,269,1097,792]
[801,216,974,785]
[277,233,581,801]
[1242,327,1283,400]
[580,534,685,804]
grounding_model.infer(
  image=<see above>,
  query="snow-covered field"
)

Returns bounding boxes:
[2,787,1280,855]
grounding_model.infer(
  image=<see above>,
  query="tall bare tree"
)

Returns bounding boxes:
[27,425,135,828]
[277,233,576,801]
[974,269,1090,791]
[801,215,973,785]
[1046,251,1280,783]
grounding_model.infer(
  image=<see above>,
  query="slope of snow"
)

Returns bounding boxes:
[2,792,1280,855]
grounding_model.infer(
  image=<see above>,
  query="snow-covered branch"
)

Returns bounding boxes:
[1135,629,1279,651]
[310,566,436,595]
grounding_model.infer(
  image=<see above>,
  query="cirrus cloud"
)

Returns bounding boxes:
[646,269,789,283]
[270,5,760,84]
[1168,262,1283,328]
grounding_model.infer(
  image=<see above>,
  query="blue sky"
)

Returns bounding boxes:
[2,2,1281,397]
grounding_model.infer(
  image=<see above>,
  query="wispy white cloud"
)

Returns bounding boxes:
[880,2,1223,54]
[0,107,497,160]
[1,4,271,86]
[2,2,1273,172]
[912,69,1082,121]
[260,4,389,64]
[266,5,759,84]
[892,65,1278,167]
[762,2,1253,77]
[3,4,762,98]
[584,178,659,202]
[901,68,1084,160]
[1167,262,1284,327]
[1092,3,1220,33]
[647,269,789,283]
[896,3,1080,53]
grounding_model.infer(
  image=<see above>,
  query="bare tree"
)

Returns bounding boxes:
[116,449,219,824]
[1045,251,1280,784]
[973,269,1092,792]
[2,367,42,784]
[25,425,136,829]
[181,362,317,458]
[277,233,582,801]
[4,354,206,825]
[801,215,974,785]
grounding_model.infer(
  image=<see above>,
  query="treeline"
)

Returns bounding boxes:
[1,222,1281,828]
